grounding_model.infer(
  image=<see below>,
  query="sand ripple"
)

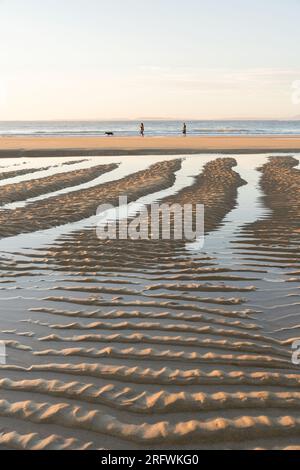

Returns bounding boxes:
[0,156,299,449]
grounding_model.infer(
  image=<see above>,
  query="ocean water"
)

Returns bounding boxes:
[0,120,300,137]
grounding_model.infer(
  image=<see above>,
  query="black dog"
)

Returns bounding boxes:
[105,132,114,136]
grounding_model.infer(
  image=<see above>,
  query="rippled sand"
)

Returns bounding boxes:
[0,163,117,206]
[0,154,299,450]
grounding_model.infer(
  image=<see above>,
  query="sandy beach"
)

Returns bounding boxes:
[0,151,299,450]
[1,135,300,157]
[2,0,300,454]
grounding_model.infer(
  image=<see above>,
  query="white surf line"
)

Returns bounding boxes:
[0,154,212,255]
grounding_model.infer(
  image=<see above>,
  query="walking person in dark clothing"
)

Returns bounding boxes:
[183,122,187,136]
[140,122,145,137]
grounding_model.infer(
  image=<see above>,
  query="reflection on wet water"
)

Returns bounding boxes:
[0,153,299,450]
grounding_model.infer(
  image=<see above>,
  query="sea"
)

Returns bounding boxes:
[0,120,300,137]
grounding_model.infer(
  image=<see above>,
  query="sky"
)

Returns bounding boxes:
[0,0,300,120]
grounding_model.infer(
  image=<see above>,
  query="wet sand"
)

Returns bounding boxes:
[1,136,300,157]
[0,154,299,450]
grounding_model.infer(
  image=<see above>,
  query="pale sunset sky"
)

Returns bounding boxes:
[0,0,300,120]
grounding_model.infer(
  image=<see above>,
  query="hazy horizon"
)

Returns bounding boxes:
[1,0,300,121]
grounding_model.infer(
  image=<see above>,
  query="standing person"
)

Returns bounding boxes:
[183,122,187,136]
[140,122,145,137]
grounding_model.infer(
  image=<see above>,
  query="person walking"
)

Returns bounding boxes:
[183,122,187,136]
[140,122,145,137]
